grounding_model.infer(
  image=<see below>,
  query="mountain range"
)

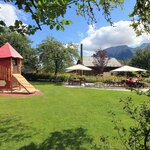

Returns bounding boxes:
[104,42,150,60]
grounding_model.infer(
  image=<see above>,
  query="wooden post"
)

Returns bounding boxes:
[80,44,83,76]
[17,59,22,74]
[10,58,13,92]
[80,44,83,64]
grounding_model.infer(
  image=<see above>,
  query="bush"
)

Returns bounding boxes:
[23,73,150,86]
[84,76,98,83]
[143,77,150,83]
[23,73,70,82]
[23,73,50,81]
[85,75,125,83]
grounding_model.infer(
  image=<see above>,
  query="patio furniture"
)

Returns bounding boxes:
[68,78,85,86]
[126,79,144,88]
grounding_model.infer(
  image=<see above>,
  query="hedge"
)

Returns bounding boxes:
[23,73,70,82]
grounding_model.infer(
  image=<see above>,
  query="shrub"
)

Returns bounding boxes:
[23,73,70,82]
[143,77,150,83]
[85,75,125,83]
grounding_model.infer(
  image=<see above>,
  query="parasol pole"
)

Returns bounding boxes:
[80,44,83,76]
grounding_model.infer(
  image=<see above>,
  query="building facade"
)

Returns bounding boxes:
[83,56,122,75]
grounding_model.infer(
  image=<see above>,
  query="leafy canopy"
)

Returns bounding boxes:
[108,97,150,150]
[0,0,149,35]
[37,37,79,75]
[130,49,150,71]
[0,31,38,73]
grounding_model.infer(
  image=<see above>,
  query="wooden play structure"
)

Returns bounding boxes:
[0,43,36,94]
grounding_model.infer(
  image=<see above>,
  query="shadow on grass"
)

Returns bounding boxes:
[20,128,95,150]
[53,82,64,86]
[31,82,52,86]
[0,115,38,145]
[31,81,64,86]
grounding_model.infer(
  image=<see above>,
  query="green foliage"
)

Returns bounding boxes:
[0,32,78,75]
[2,0,149,35]
[0,20,6,33]
[130,49,150,71]
[141,72,150,78]
[84,76,98,83]
[9,21,37,35]
[144,77,150,83]
[0,31,38,73]
[117,98,149,149]
[85,75,125,83]
[106,96,150,150]
[129,0,150,35]
[23,73,70,82]
[37,37,79,75]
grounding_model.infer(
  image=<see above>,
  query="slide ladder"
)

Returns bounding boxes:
[13,74,36,94]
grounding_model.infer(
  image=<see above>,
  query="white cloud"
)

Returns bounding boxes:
[80,21,150,51]
[83,50,94,56]
[0,3,18,26]
[16,9,27,22]
[0,3,27,26]
[78,32,84,40]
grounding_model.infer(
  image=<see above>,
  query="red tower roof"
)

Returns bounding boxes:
[0,43,23,59]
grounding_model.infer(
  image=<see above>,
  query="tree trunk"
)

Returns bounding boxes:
[144,130,150,150]
[54,60,58,82]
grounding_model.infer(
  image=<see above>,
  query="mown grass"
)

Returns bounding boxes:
[0,82,149,150]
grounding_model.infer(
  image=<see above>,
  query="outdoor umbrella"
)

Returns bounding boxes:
[110,65,147,72]
[66,64,92,71]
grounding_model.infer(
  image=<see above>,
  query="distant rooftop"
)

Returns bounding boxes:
[0,43,23,59]
[83,56,122,67]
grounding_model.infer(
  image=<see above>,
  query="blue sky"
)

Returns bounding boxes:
[0,0,150,55]
[29,0,136,46]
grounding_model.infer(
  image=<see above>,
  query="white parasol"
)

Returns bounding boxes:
[66,64,92,71]
[110,65,146,72]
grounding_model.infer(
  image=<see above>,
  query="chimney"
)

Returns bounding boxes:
[80,44,83,64]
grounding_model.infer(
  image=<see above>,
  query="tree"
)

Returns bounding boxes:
[93,49,109,74]
[109,97,150,150]
[0,0,149,35]
[0,31,38,73]
[37,37,79,75]
[129,0,150,35]
[130,49,150,71]
[97,90,150,149]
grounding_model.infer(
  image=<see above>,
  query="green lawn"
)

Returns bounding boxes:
[0,83,149,150]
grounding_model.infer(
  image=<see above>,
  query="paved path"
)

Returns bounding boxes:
[65,85,149,92]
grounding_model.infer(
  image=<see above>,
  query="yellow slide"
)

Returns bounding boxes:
[13,74,36,94]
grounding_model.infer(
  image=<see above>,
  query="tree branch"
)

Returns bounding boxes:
[144,129,150,150]
[30,0,37,9]
[25,2,42,30]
